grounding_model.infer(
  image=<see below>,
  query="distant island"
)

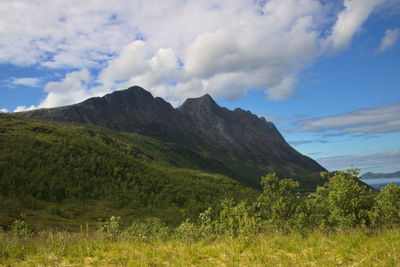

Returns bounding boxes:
[361,171,400,179]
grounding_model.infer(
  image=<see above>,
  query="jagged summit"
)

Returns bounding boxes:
[179,93,221,116]
[20,85,325,189]
[183,94,216,106]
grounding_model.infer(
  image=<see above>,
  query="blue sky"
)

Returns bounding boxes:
[1,0,399,174]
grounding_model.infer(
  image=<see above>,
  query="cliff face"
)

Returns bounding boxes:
[21,85,325,189]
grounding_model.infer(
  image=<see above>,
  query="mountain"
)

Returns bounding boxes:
[361,171,400,179]
[20,85,325,190]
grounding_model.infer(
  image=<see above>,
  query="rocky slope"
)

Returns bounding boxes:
[20,85,325,189]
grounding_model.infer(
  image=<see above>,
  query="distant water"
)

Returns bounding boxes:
[361,177,400,190]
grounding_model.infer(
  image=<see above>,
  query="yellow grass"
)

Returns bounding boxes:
[1,228,399,266]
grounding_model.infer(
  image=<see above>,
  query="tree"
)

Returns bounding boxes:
[310,169,369,228]
[255,173,300,228]
[370,183,400,227]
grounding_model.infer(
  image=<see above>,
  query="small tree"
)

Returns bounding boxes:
[255,173,300,228]
[311,169,369,228]
[370,183,400,227]
[215,199,258,237]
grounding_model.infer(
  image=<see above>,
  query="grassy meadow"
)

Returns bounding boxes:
[1,228,400,266]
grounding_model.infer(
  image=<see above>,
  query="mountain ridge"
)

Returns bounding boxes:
[361,170,400,179]
[19,85,325,190]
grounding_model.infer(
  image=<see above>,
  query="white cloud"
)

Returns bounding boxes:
[1,0,397,108]
[10,77,40,87]
[267,75,297,100]
[15,69,101,111]
[377,28,400,53]
[0,0,132,67]
[0,108,8,113]
[14,105,36,112]
[293,104,400,134]
[39,69,94,108]
[317,150,400,173]
[328,0,388,51]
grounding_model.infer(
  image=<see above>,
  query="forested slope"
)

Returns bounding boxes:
[0,114,255,229]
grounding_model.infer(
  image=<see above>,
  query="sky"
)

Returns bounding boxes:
[0,0,399,174]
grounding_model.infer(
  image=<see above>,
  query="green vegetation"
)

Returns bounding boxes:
[2,113,400,265]
[0,113,255,228]
[2,168,400,265]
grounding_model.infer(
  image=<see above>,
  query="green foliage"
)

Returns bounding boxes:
[308,170,369,228]
[174,219,200,240]
[10,214,31,240]
[198,207,214,237]
[99,216,121,238]
[214,200,259,238]
[125,218,170,241]
[0,114,255,227]
[175,201,259,240]
[255,173,300,228]
[370,183,400,227]
[2,169,400,266]
[1,114,399,235]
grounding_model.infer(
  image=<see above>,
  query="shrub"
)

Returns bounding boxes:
[125,218,170,241]
[99,216,121,238]
[311,169,369,228]
[370,183,400,227]
[175,219,200,240]
[255,173,300,229]
[10,214,31,240]
[215,200,258,238]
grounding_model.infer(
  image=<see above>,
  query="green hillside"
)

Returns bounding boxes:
[0,113,256,230]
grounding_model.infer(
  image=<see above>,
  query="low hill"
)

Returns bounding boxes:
[0,113,255,229]
[361,171,400,179]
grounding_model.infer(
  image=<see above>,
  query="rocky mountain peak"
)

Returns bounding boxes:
[20,85,325,189]
[178,94,220,114]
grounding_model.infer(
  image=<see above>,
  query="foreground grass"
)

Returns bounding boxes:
[1,229,399,266]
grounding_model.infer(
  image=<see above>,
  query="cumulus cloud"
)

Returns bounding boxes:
[293,104,400,134]
[13,69,101,111]
[1,0,397,109]
[10,77,40,87]
[40,69,93,108]
[377,28,400,53]
[317,150,400,173]
[0,0,132,68]
[96,0,326,103]
[14,105,37,112]
[0,108,8,113]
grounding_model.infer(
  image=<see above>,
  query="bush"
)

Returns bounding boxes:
[10,214,31,240]
[255,173,300,229]
[125,218,170,241]
[310,169,369,228]
[370,183,400,227]
[175,219,200,240]
[215,200,259,238]
[99,216,121,238]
